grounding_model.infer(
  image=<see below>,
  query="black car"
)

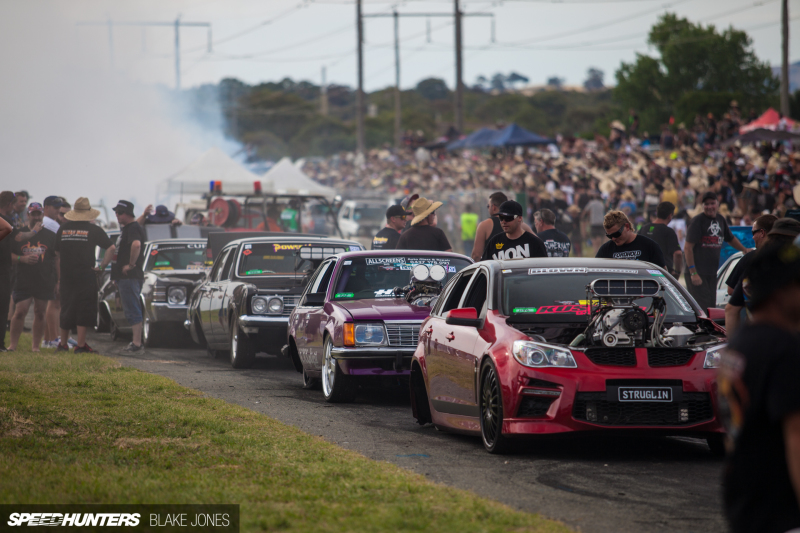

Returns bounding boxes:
[98,238,209,346]
[185,235,362,368]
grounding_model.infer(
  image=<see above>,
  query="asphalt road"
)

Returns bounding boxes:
[91,332,726,533]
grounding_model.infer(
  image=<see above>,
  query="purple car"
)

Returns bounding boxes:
[284,250,473,402]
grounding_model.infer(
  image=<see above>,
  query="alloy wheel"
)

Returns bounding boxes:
[481,365,503,450]
[322,341,336,397]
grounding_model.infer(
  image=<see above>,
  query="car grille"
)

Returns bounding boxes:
[647,348,696,367]
[572,392,713,426]
[385,322,422,347]
[583,348,637,367]
[517,397,556,417]
[282,295,299,316]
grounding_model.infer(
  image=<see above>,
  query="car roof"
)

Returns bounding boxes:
[222,235,360,249]
[146,238,207,245]
[334,250,473,261]
[481,257,664,272]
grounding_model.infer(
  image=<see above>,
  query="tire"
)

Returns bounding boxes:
[229,319,256,369]
[479,359,510,454]
[707,434,726,457]
[142,317,161,348]
[96,305,110,333]
[302,367,321,390]
[321,337,356,403]
[109,318,120,341]
[410,363,432,425]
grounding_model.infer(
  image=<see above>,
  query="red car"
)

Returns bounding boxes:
[409,258,728,454]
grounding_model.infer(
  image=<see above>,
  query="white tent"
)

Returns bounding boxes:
[164,147,260,195]
[262,157,337,199]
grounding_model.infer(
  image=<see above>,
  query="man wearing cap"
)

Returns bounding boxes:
[371,205,408,250]
[481,201,547,261]
[137,204,182,226]
[395,197,452,252]
[7,202,57,352]
[113,200,147,354]
[55,197,115,353]
[718,241,800,533]
[684,192,749,312]
[471,192,534,262]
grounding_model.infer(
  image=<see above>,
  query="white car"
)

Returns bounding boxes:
[716,251,743,308]
[336,200,387,240]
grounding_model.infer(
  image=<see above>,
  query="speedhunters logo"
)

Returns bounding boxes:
[0,505,238,531]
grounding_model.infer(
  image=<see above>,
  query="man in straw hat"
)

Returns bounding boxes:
[54,197,115,353]
[395,196,451,252]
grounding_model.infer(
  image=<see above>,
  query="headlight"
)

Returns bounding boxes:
[354,324,387,346]
[252,296,268,314]
[167,286,187,305]
[703,344,726,369]
[268,297,284,315]
[512,340,577,368]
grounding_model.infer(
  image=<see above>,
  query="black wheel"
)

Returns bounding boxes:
[142,317,161,348]
[410,363,432,425]
[321,337,356,403]
[479,359,510,454]
[96,305,110,333]
[109,318,120,341]
[229,319,256,369]
[707,434,726,457]
[302,367,321,390]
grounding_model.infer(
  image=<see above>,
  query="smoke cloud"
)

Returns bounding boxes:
[0,2,238,220]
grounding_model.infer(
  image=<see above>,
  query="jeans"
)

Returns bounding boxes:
[118,278,144,326]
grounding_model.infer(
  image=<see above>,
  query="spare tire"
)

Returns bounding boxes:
[209,198,241,227]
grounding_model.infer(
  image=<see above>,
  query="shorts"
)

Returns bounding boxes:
[591,225,606,238]
[60,275,98,330]
[13,284,55,303]
[118,278,144,326]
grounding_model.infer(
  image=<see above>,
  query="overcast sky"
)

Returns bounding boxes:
[56,0,800,91]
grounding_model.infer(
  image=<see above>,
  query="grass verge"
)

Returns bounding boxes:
[0,333,570,533]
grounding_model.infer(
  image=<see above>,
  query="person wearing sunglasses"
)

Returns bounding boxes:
[371,205,409,250]
[724,214,776,299]
[471,191,534,262]
[595,210,666,268]
[480,200,546,261]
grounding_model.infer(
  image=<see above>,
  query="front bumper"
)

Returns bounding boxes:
[150,303,189,323]
[331,346,415,375]
[238,314,289,333]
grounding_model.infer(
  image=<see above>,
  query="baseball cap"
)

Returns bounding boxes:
[497,200,523,218]
[27,202,43,213]
[113,200,135,216]
[768,217,800,238]
[386,205,410,219]
[701,191,717,203]
[743,242,800,309]
[43,196,63,208]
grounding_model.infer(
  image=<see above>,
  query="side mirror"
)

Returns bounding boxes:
[304,293,326,307]
[707,307,726,325]
[445,307,481,328]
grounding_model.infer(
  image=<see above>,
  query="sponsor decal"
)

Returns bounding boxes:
[244,244,252,249]
[663,280,693,312]
[587,268,639,274]
[372,237,388,245]
[495,243,504,249]
[344,260,352,265]
[150,250,158,256]
[647,269,664,276]
[244,269,263,275]
[406,257,452,265]
[349,246,361,251]
[512,307,537,313]
[492,244,531,260]
[154,261,170,267]
[187,243,205,249]
[448,266,456,272]
[611,250,642,260]
[273,244,304,252]
[262,255,284,260]
[366,257,405,265]
[242,250,252,256]
[502,269,513,273]
[373,289,394,297]
[536,304,590,316]
[529,267,586,274]
[334,292,354,298]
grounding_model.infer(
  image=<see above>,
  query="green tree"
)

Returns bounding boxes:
[416,78,450,101]
[615,13,778,132]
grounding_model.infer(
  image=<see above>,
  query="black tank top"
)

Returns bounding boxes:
[490,216,503,239]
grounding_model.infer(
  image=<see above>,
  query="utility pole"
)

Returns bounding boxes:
[394,10,401,149]
[781,0,790,117]
[77,18,211,90]
[454,0,464,134]
[356,0,366,155]
[321,66,329,116]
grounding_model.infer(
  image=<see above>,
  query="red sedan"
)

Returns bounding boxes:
[409,258,727,454]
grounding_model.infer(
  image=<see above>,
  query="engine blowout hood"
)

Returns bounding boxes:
[333,298,432,321]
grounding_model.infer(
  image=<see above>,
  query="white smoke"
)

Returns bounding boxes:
[0,2,240,216]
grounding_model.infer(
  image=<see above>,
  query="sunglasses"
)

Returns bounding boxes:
[752,228,764,236]
[605,228,624,239]
[393,215,407,220]
[498,215,517,222]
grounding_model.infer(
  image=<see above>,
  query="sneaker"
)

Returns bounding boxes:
[56,337,78,348]
[121,343,145,355]
[56,343,70,352]
[41,340,59,349]
[73,344,98,354]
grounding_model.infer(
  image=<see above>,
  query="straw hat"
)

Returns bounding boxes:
[410,197,443,226]
[743,180,761,191]
[64,197,100,222]
[645,184,659,195]
[610,120,626,131]
[719,204,730,216]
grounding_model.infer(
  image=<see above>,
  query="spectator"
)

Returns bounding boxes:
[371,205,408,250]
[0,191,17,350]
[112,200,147,354]
[471,191,533,262]
[638,201,682,277]
[55,197,115,353]
[7,203,57,352]
[481,201,547,261]
[396,197,451,252]
[581,192,606,256]
[718,241,800,533]
[460,204,479,257]
[11,191,29,230]
[534,208,571,257]
[280,201,300,233]
[137,204,182,226]
[42,196,62,234]
[596,210,666,267]
[684,192,749,312]
[44,200,70,347]
[0,216,11,242]
[725,214,777,294]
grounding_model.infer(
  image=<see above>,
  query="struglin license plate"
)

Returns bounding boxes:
[618,387,673,402]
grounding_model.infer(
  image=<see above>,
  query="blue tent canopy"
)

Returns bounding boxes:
[446,124,554,150]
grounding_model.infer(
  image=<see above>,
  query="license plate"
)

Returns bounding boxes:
[618,387,673,402]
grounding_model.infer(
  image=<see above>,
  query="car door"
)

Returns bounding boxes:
[293,263,326,368]
[715,254,741,308]
[200,248,229,343]
[210,247,237,344]
[299,259,337,371]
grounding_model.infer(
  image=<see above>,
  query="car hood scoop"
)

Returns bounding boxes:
[334,299,432,321]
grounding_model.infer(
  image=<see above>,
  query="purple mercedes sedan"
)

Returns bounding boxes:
[284,249,473,402]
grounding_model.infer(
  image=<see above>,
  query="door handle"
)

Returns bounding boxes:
[446,332,455,341]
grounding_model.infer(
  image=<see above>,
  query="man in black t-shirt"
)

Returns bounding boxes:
[595,210,666,267]
[396,197,452,252]
[534,208,571,257]
[8,203,57,352]
[725,214,776,295]
[718,242,800,533]
[0,191,18,351]
[481,201,547,261]
[112,200,147,354]
[685,192,749,312]
[372,205,408,250]
[638,201,682,276]
[55,197,115,353]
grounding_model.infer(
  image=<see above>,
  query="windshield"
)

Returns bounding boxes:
[502,269,696,321]
[145,242,207,271]
[333,255,472,300]
[353,206,384,222]
[237,242,316,277]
